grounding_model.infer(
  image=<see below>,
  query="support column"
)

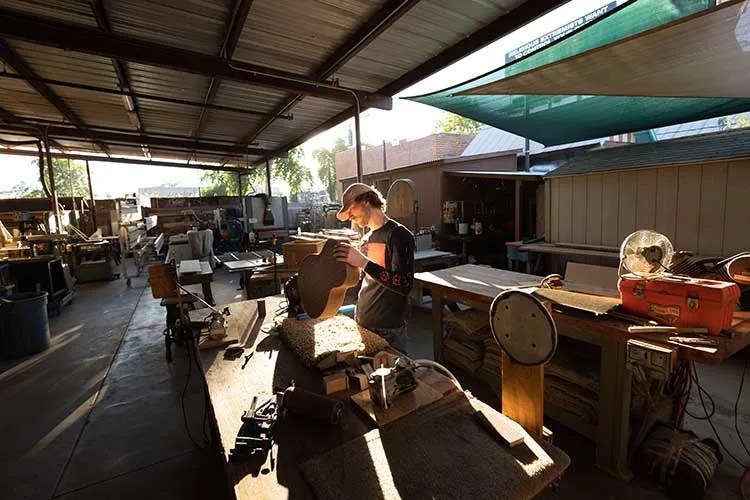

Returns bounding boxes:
[514,179,521,241]
[265,157,272,195]
[86,160,96,233]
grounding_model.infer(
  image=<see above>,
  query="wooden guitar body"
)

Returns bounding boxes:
[298,238,360,318]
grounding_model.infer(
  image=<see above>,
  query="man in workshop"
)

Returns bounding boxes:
[333,183,415,354]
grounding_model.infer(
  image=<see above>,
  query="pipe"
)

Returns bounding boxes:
[354,98,363,183]
[36,140,52,198]
[86,159,96,232]
[42,130,61,232]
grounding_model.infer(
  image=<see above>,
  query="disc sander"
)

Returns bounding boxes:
[489,290,557,366]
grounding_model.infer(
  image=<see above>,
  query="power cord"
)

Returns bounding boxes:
[689,361,748,468]
[178,321,212,448]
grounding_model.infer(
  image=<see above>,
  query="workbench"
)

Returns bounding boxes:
[190,298,570,499]
[414,264,750,479]
[177,260,214,305]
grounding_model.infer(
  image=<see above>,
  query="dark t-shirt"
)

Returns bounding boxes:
[355,219,415,330]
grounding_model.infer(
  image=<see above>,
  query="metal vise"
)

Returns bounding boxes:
[368,357,417,410]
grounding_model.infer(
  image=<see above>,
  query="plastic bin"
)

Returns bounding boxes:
[0,292,51,359]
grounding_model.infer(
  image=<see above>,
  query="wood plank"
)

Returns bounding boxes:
[698,163,727,256]
[617,171,637,242]
[675,164,702,253]
[557,177,573,243]
[723,160,750,255]
[549,179,559,242]
[585,174,602,245]
[601,174,620,246]
[350,379,445,427]
[571,176,587,243]
[654,166,678,243]
[563,262,619,294]
[635,169,657,230]
[501,351,544,438]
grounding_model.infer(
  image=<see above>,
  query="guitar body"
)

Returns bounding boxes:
[298,238,360,318]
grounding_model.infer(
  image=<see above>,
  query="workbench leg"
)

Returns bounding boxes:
[243,270,253,299]
[597,339,633,480]
[432,294,444,362]
[202,282,215,306]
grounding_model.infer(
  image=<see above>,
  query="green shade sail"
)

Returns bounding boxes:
[408,0,750,146]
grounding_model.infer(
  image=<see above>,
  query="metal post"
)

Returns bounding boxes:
[86,159,96,232]
[354,106,363,183]
[514,179,521,241]
[265,157,272,195]
[524,138,530,171]
[382,139,386,171]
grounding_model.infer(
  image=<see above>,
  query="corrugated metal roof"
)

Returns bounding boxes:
[461,125,600,156]
[546,129,750,177]
[0,0,561,168]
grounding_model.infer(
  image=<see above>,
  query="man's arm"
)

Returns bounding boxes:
[362,227,414,296]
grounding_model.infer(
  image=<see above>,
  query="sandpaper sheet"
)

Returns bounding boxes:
[533,288,620,316]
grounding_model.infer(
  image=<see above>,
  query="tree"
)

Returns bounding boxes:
[200,170,256,196]
[274,147,312,202]
[434,112,483,135]
[200,147,311,201]
[313,137,347,202]
[11,158,90,198]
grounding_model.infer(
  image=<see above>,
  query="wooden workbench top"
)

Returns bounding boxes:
[191,297,569,499]
[416,264,750,364]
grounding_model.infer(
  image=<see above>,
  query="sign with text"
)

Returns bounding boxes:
[504,2,617,64]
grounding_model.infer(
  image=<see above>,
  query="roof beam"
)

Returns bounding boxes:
[229,0,421,157]
[192,0,255,144]
[0,38,110,154]
[0,72,292,120]
[0,148,253,172]
[0,123,270,156]
[0,8,392,110]
[265,0,570,160]
[0,103,67,151]
[90,0,149,157]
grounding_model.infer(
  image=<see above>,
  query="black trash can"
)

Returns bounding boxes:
[0,292,51,359]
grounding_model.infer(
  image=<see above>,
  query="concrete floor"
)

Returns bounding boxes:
[1,263,747,499]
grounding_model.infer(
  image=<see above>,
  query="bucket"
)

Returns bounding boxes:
[0,292,51,359]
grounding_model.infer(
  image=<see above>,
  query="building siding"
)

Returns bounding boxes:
[546,160,750,256]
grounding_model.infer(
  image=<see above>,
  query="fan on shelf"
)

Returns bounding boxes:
[619,230,674,279]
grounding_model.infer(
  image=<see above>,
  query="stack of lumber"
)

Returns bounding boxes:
[477,337,503,393]
[543,342,600,436]
[442,309,491,375]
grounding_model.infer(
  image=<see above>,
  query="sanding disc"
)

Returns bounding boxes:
[489,290,557,366]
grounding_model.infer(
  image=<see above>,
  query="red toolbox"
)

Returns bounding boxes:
[619,274,740,335]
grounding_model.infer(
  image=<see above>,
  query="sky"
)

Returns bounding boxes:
[0,0,623,199]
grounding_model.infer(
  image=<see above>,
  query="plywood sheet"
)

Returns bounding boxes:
[178,259,202,274]
[571,176,587,243]
[533,288,620,316]
[655,166,678,243]
[617,171,637,242]
[558,177,573,243]
[723,161,750,255]
[601,174,620,246]
[675,165,702,252]
[635,169,657,230]
[698,163,727,256]
[585,175,602,245]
